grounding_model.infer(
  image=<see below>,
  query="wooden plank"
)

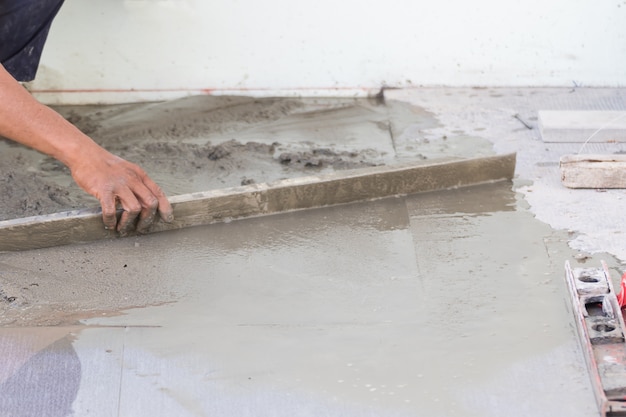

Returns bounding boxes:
[560,154,626,188]
[0,153,516,252]
[539,111,626,143]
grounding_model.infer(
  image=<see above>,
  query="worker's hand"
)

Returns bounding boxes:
[0,63,172,232]
[69,147,174,235]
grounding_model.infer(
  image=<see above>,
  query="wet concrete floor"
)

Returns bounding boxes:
[0,182,614,417]
[0,95,493,221]
[2,88,626,416]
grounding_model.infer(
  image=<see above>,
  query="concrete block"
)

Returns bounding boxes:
[539,111,626,143]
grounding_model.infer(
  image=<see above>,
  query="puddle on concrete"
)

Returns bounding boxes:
[0,96,494,221]
[0,182,613,415]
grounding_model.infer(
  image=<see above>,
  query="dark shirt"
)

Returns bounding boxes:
[0,0,65,81]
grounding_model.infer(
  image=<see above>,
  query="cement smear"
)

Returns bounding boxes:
[0,182,616,416]
[0,95,493,221]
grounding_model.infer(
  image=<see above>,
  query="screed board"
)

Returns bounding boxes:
[0,153,516,251]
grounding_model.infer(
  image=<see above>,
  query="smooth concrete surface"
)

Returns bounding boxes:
[2,88,626,416]
[0,184,606,417]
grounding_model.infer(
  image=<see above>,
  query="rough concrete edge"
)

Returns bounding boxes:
[0,153,516,252]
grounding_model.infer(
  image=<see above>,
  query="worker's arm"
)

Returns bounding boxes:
[0,64,173,233]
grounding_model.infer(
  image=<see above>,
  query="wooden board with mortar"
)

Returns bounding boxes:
[0,153,516,251]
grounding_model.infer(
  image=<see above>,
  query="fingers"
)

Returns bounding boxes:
[100,196,119,231]
[98,170,173,235]
[134,200,159,234]
[116,193,142,235]
[142,175,174,224]
[131,172,173,234]
[69,146,172,235]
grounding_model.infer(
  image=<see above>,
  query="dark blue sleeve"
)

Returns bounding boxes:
[0,0,65,82]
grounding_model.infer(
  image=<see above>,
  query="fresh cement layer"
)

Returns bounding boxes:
[2,88,626,417]
[0,96,491,221]
[0,182,614,417]
[385,87,626,263]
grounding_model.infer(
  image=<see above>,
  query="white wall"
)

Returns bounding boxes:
[30,0,626,104]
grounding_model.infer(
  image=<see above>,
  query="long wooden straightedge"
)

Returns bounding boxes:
[565,261,626,417]
[0,153,516,251]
